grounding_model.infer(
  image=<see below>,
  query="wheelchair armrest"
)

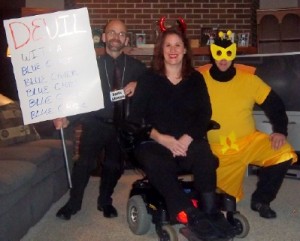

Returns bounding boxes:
[207,120,220,131]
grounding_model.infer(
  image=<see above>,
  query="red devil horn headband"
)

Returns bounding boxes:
[158,16,187,33]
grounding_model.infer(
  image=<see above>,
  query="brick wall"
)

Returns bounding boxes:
[74,0,259,66]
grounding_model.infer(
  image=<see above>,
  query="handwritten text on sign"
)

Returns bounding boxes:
[4,8,103,124]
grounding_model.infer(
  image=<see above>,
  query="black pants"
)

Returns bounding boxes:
[68,119,124,209]
[135,139,218,219]
[251,160,292,204]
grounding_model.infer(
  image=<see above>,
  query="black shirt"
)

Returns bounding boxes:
[129,69,212,141]
[70,53,147,123]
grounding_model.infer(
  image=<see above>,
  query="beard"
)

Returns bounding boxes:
[106,39,125,52]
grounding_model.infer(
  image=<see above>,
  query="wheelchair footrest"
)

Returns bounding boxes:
[179,227,233,241]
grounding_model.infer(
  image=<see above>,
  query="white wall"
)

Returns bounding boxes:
[260,0,300,9]
[26,0,64,9]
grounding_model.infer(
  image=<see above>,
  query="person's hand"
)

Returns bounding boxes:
[163,135,188,157]
[151,129,187,157]
[269,133,286,150]
[123,81,137,97]
[53,117,70,130]
[178,134,193,150]
[159,134,187,157]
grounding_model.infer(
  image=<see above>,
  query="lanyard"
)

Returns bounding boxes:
[104,55,126,91]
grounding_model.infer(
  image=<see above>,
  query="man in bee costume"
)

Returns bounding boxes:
[198,31,297,219]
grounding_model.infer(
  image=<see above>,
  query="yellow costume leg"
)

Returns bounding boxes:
[247,132,297,167]
[213,132,297,202]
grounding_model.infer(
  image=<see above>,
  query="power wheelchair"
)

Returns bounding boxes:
[127,174,249,241]
[118,120,250,241]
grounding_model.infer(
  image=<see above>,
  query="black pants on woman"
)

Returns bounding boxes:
[134,139,218,220]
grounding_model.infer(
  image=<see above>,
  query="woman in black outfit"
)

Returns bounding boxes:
[128,27,235,240]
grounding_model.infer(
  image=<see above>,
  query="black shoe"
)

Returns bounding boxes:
[251,202,277,219]
[187,209,223,240]
[207,212,235,239]
[98,204,118,218]
[56,203,80,220]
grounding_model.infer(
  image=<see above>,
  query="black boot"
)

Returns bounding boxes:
[251,160,292,219]
[186,207,221,240]
[199,192,235,239]
[250,202,276,219]
[56,162,89,221]
[56,200,81,220]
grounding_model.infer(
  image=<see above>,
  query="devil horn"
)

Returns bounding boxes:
[159,16,167,32]
[177,17,187,33]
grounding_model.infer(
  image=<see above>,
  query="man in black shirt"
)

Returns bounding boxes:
[54,19,146,220]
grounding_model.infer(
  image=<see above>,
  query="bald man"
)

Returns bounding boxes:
[55,20,147,220]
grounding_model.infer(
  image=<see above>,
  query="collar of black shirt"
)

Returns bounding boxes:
[105,52,126,67]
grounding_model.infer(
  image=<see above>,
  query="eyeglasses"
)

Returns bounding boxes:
[106,30,127,39]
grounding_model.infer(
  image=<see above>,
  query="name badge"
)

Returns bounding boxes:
[110,89,126,102]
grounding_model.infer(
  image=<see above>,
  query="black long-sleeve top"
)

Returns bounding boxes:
[259,90,288,136]
[129,69,212,141]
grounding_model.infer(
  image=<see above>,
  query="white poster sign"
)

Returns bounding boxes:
[4,7,103,124]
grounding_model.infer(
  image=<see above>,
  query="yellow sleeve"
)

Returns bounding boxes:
[234,63,256,74]
[197,64,212,73]
[248,72,271,105]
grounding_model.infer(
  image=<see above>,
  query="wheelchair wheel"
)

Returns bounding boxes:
[127,195,152,235]
[158,225,178,241]
[232,213,250,238]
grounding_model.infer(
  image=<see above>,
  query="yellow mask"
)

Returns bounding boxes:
[210,43,237,61]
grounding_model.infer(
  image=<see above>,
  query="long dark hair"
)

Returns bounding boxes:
[151,27,194,79]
